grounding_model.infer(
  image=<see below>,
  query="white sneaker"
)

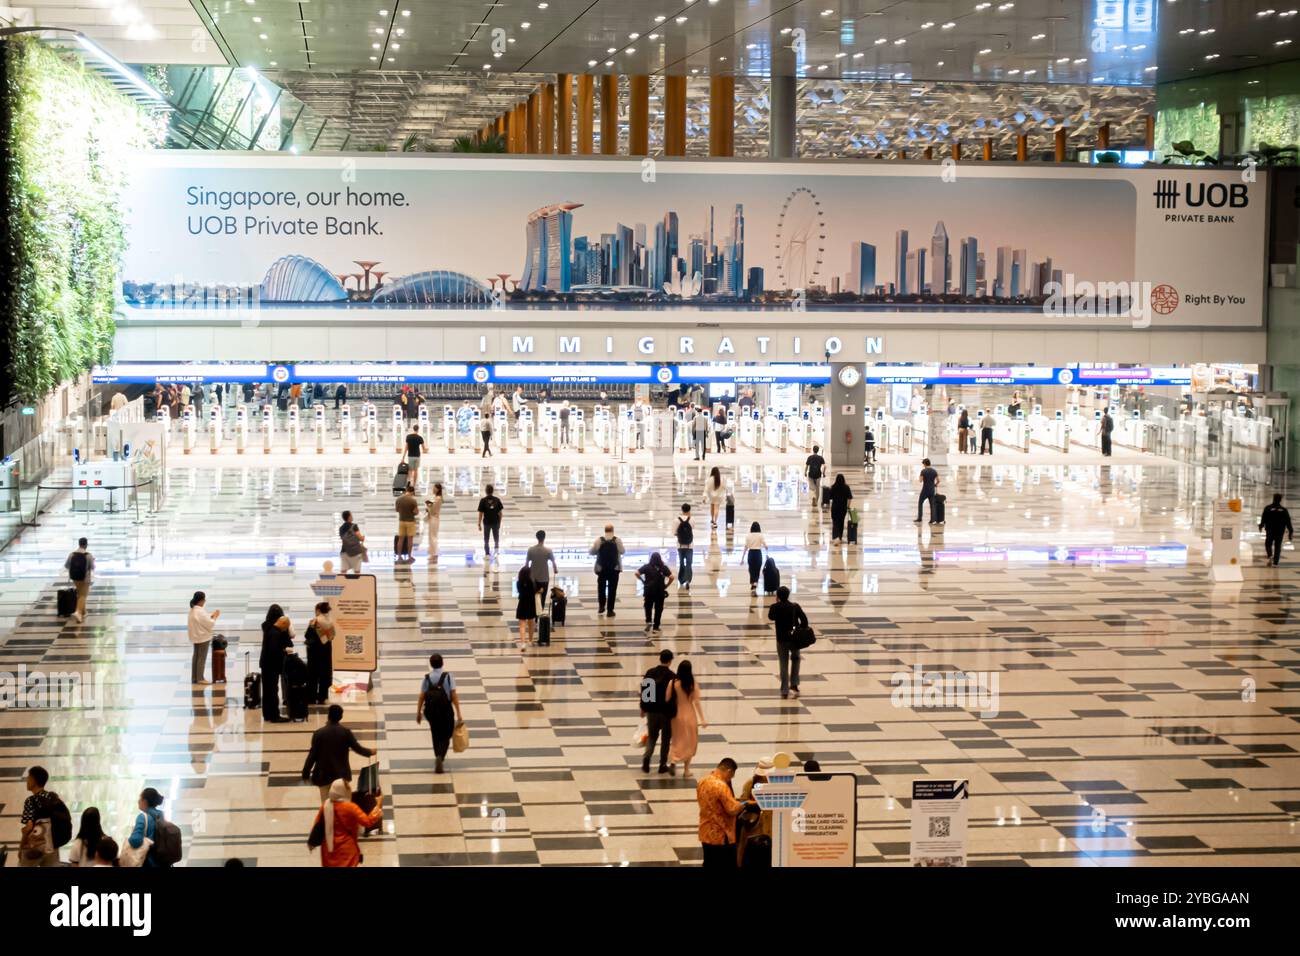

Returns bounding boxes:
[790,688,800,699]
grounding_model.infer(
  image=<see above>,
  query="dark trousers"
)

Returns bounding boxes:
[918,489,936,522]
[262,669,281,720]
[831,508,847,540]
[430,725,451,760]
[747,549,762,585]
[643,711,672,769]
[1101,433,1112,456]
[714,431,725,452]
[777,642,801,696]
[481,430,493,455]
[980,428,994,454]
[678,547,693,585]
[702,842,737,868]
[482,522,500,554]
[597,571,620,612]
[1266,532,1284,565]
[644,592,666,628]
[307,644,332,704]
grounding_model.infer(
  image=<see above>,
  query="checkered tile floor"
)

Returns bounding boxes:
[1,454,1298,866]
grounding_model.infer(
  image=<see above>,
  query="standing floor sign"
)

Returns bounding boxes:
[911,779,970,867]
[1211,499,1244,583]
[311,571,378,689]
[790,773,858,867]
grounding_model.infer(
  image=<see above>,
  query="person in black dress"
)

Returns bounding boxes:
[259,604,293,723]
[827,474,854,543]
[515,565,538,646]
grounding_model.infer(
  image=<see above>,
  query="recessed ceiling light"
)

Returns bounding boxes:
[835,51,847,58]
[1199,28,1215,35]
[1144,66,1157,72]
[387,57,394,62]
[746,43,757,49]
[521,21,530,28]
[1092,74,1103,81]
[379,9,387,15]
[401,10,409,16]
[628,47,636,54]
[482,63,490,69]
[1277,38,1293,45]
[259,33,268,39]
[676,15,687,23]
[937,60,945,66]
[587,59,597,66]
[921,21,934,29]
[893,71,906,78]
[1073,57,1086,63]
[629,32,639,39]
[820,8,833,15]
[1055,56,1069,62]
[874,37,887,45]
[375,28,383,34]
[655,15,666,22]
[1179,28,1194,34]
[370,56,378,61]
[998,2,1015,9]
[372,42,380,49]
[1007,68,1019,74]
[894,38,906,45]
[717,55,725,61]
[606,47,616,53]
[1205,53,1220,59]
[538,2,548,7]
[252,16,261,22]
[941,21,956,28]
[269,60,276,66]
[1283,10,1298,17]
[852,52,864,58]
[392,43,399,49]
[649,33,659,40]
[1259,9,1276,16]
[1132,44,1145,50]
[1114,44,1127,50]
[1030,32,1045,40]
[817,63,829,70]
[975,2,991,9]
[1022,68,1035,75]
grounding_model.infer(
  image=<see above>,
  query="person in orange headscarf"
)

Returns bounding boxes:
[309,779,382,867]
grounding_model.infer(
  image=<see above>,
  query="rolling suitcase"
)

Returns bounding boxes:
[287,681,310,721]
[847,520,858,544]
[57,587,76,617]
[725,494,735,528]
[538,611,552,646]
[931,493,946,526]
[820,484,831,507]
[392,460,409,496]
[762,557,780,593]
[243,652,262,709]
[550,592,567,626]
[353,762,382,834]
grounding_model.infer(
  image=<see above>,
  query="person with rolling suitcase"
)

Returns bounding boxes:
[704,467,726,528]
[742,522,768,593]
[914,458,941,525]
[589,523,625,616]
[187,591,221,685]
[394,484,419,563]
[301,704,377,799]
[401,423,426,484]
[827,474,854,544]
[258,605,293,723]
[63,537,94,623]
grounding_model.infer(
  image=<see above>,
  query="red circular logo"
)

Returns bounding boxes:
[1150,284,1180,315]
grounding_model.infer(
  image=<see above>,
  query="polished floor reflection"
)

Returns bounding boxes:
[1,455,1298,866]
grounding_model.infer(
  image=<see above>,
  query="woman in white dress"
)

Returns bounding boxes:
[703,466,727,528]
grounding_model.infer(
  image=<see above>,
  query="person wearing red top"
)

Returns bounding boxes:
[696,758,754,868]
[311,778,382,868]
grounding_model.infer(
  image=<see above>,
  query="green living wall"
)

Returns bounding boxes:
[0,38,158,403]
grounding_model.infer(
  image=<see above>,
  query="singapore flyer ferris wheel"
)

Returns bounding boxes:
[774,186,826,291]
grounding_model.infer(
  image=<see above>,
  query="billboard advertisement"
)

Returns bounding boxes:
[119,153,1267,330]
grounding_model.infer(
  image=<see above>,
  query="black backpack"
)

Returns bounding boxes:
[675,517,693,546]
[153,818,183,866]
[597,537,620,572]
[47,794,72,848]
[423,672,454,730]
[68,552,88,582]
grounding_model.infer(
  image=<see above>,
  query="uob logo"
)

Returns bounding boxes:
[1154,179,1249,210]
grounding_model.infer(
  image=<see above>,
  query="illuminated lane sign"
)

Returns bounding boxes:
[674,364,832,384]
[490,364,657,383]
[92,363,270,383]
[865,365,1193,386]
[292,363,470,383]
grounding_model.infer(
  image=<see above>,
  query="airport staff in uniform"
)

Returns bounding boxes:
[1259,493,1294,566]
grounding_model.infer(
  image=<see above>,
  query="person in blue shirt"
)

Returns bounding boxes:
[126,788,166,868]
[416,653,464,774]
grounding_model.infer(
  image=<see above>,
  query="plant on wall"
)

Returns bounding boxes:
[0,37,158,403]
[451,132,507,153]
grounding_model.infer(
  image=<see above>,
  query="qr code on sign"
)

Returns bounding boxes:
[929,816,951,839]
[345,635,363,655]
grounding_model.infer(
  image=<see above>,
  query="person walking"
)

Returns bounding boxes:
[697,758,753,868]
[743,522,767,593]
[187,591,220,685]
[640,649,676,773]
[914,458,940,524]
[18,766,67,867]
[1100,409,1114,457]
[768,586,809,699]
[864,424,877,464]
[675,504,695,590]
[828,474,853,543]
[525,530,558,609]
[691,405,710,460]
[402,423,426,485]
[559,401,572,446]
[515,565,539,646]
[477,484,504,558]
[338,510,367,574]
[301,704,377,800]
[713,405,728,454]
[957,408,971,454]
[259,604,294,723]
[589,523,625,616]
[636,552,674,632]
[333,383,347,410]
[979,409,996,455]
[1260,493,1294,566]
[64,536,94,623]
[304,601,335,705]
[395,483,419,563]
[480,411,494,458]
[805,445,826,504]
[704,467,726,528]
[310,779,383,868]
[666,660,706,777]
[416,653,464,774]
